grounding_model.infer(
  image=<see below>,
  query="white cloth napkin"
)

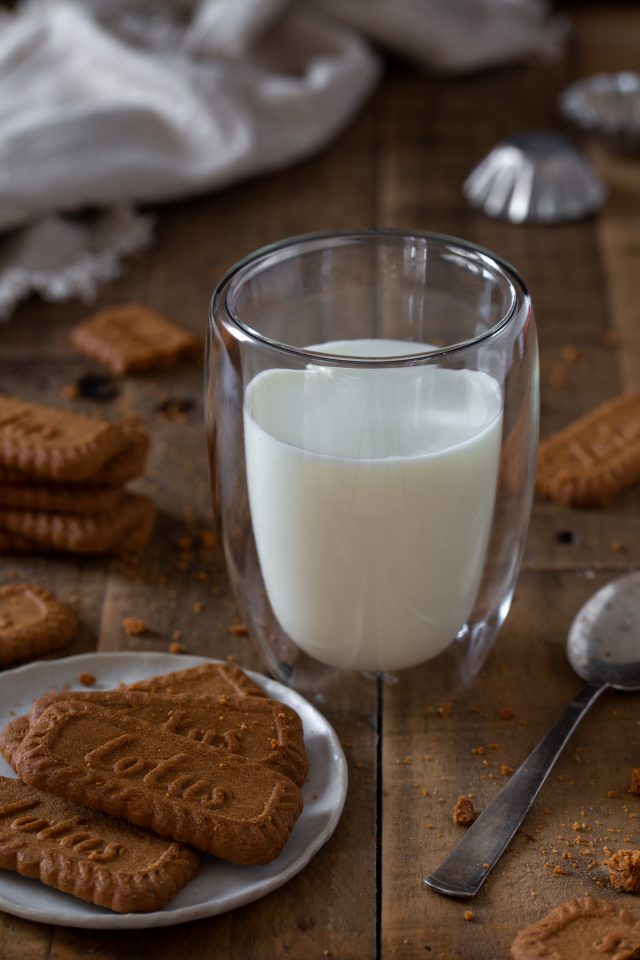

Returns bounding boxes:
[0,0,379,234]
[0,0,565,316]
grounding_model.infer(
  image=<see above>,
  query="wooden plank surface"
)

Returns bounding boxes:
[0,6,639,960]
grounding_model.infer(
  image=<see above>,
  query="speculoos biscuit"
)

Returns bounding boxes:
[0,583,78,667]
[86,421,149,486]
[0,396,135,483]
[129,661,267,700]
[0,417,148,489]
[0,492,155,556]
[0,715,29,765]
[71,305,200,376]
[0,775,199,912]
[29,689,307,787]
[536,390,640,507]
[511,895,640,959]
[0,484,121,515]
[0,422,148,490]
[13,700,303,865]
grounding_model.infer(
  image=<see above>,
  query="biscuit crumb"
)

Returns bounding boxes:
[437,700,453,719]
[229,623,248,636]
[463,910,474,922]
[610,540,624,554]
[78,672,96,687]
[553,866,567,876]
[62,383,80,401]
[498,707,515,721]
[168,642,185,654]
[562,345,579,362]
[452,796,476,827]
[192,601,204,614]
[607,849,640,892]
[471,745,485,756]
[631,770,640,795]
[608,791,617,799]
[122,617,147,637]
[500,764,513,777]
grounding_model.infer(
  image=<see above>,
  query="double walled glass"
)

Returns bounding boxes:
[207,231,538,700]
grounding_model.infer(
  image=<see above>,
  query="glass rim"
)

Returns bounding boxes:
[210,228,530,365]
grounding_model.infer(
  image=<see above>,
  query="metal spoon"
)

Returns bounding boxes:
[424,571,640,899]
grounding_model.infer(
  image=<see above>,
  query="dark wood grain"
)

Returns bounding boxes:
[0,6,639,959]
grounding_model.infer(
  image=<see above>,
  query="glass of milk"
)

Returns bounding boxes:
[207,231,538,699]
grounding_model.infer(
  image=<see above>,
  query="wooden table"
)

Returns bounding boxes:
[1,6,639,958]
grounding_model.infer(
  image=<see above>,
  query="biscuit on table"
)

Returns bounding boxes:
[129,661,267,700]
[536,390,640,507]
[511,895,640,959]
[0,776,199,913]
[0,583,78,667]
[71,304,200,376]
[13,700,303,865]
[28,689,308,787]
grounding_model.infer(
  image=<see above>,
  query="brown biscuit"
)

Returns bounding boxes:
[536,391,640,507]
[0,715,29,764]
[14,701,303,865]
[0,484,121,515]
[0,492,155,557]
[0,530,45,554]
[0,775,199,913]
[0,583,78,667]
[511,895,640,959]
[608,849,640,893]
[0,422,149,489]
[0,396,137,483]
[30,690,307,787]
[94,423,149,485]
[71,305,201,376]
[129,662,267,700]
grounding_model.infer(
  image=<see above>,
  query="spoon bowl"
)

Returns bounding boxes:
[568,571,640,689]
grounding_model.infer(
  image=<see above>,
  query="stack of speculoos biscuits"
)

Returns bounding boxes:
[0,661,307,913]
[0,396,154,556]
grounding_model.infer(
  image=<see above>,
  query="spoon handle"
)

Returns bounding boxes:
[424,681,606,898]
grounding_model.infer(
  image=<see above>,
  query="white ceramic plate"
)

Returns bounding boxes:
[0,651,348,929]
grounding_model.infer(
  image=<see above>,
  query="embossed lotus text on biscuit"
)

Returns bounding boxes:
[84,733,228,808]
[0,798,122,861]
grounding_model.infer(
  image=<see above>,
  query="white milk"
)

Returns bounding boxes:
[243,340,503,672]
